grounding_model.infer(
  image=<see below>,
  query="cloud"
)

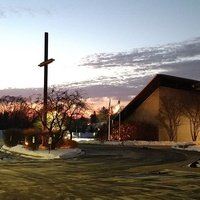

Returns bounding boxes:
[75,37,200,102]
[0,8,5,18]
[80,37,200,69]
[0,5,51,18]
[1,37,200,109]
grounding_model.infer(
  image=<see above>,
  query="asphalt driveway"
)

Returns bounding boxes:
[0,143,200,199]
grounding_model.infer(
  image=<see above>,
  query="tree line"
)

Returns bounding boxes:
[0,88,95,148]
[2,87,197,146]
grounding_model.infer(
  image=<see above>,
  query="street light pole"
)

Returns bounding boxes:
[108,98,111,141]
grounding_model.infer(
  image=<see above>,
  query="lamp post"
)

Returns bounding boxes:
[38,32,55,130]
[118,109,121,141]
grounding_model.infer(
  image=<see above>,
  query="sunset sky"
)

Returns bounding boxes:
[1,0,200,108]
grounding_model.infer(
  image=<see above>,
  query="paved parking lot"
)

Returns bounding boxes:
[0,144,200,199]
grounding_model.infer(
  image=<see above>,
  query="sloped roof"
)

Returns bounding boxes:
[119,74,200,122]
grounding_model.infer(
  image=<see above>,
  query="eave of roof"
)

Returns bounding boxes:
[119,74,200,122]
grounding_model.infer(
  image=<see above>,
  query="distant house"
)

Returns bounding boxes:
[118,74,200,142]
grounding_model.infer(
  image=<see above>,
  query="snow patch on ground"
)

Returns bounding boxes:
[1,140,200,167]
[1,145,82,160]
[171,142,200,168]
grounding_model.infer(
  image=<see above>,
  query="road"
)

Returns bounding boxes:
[0,143,200,199]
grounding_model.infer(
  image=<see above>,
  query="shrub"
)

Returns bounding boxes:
[111,121,158,141]
[39,131,60,150]
[3,129,23,147]
[56,139,78,149]
[34,131,67,150]
[95,123,108,141]
[133,121,158,141]
[23,128,42,150]
[111,123,136,140]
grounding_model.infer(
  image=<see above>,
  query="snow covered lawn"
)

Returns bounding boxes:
[1,140,200,166]
[0,144,83,159]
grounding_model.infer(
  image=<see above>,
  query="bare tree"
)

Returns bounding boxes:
[0,95,28,113]
[158,94,183,141]
[182,93,200,141]
[32,88,88,142]
[0,95,33,129]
